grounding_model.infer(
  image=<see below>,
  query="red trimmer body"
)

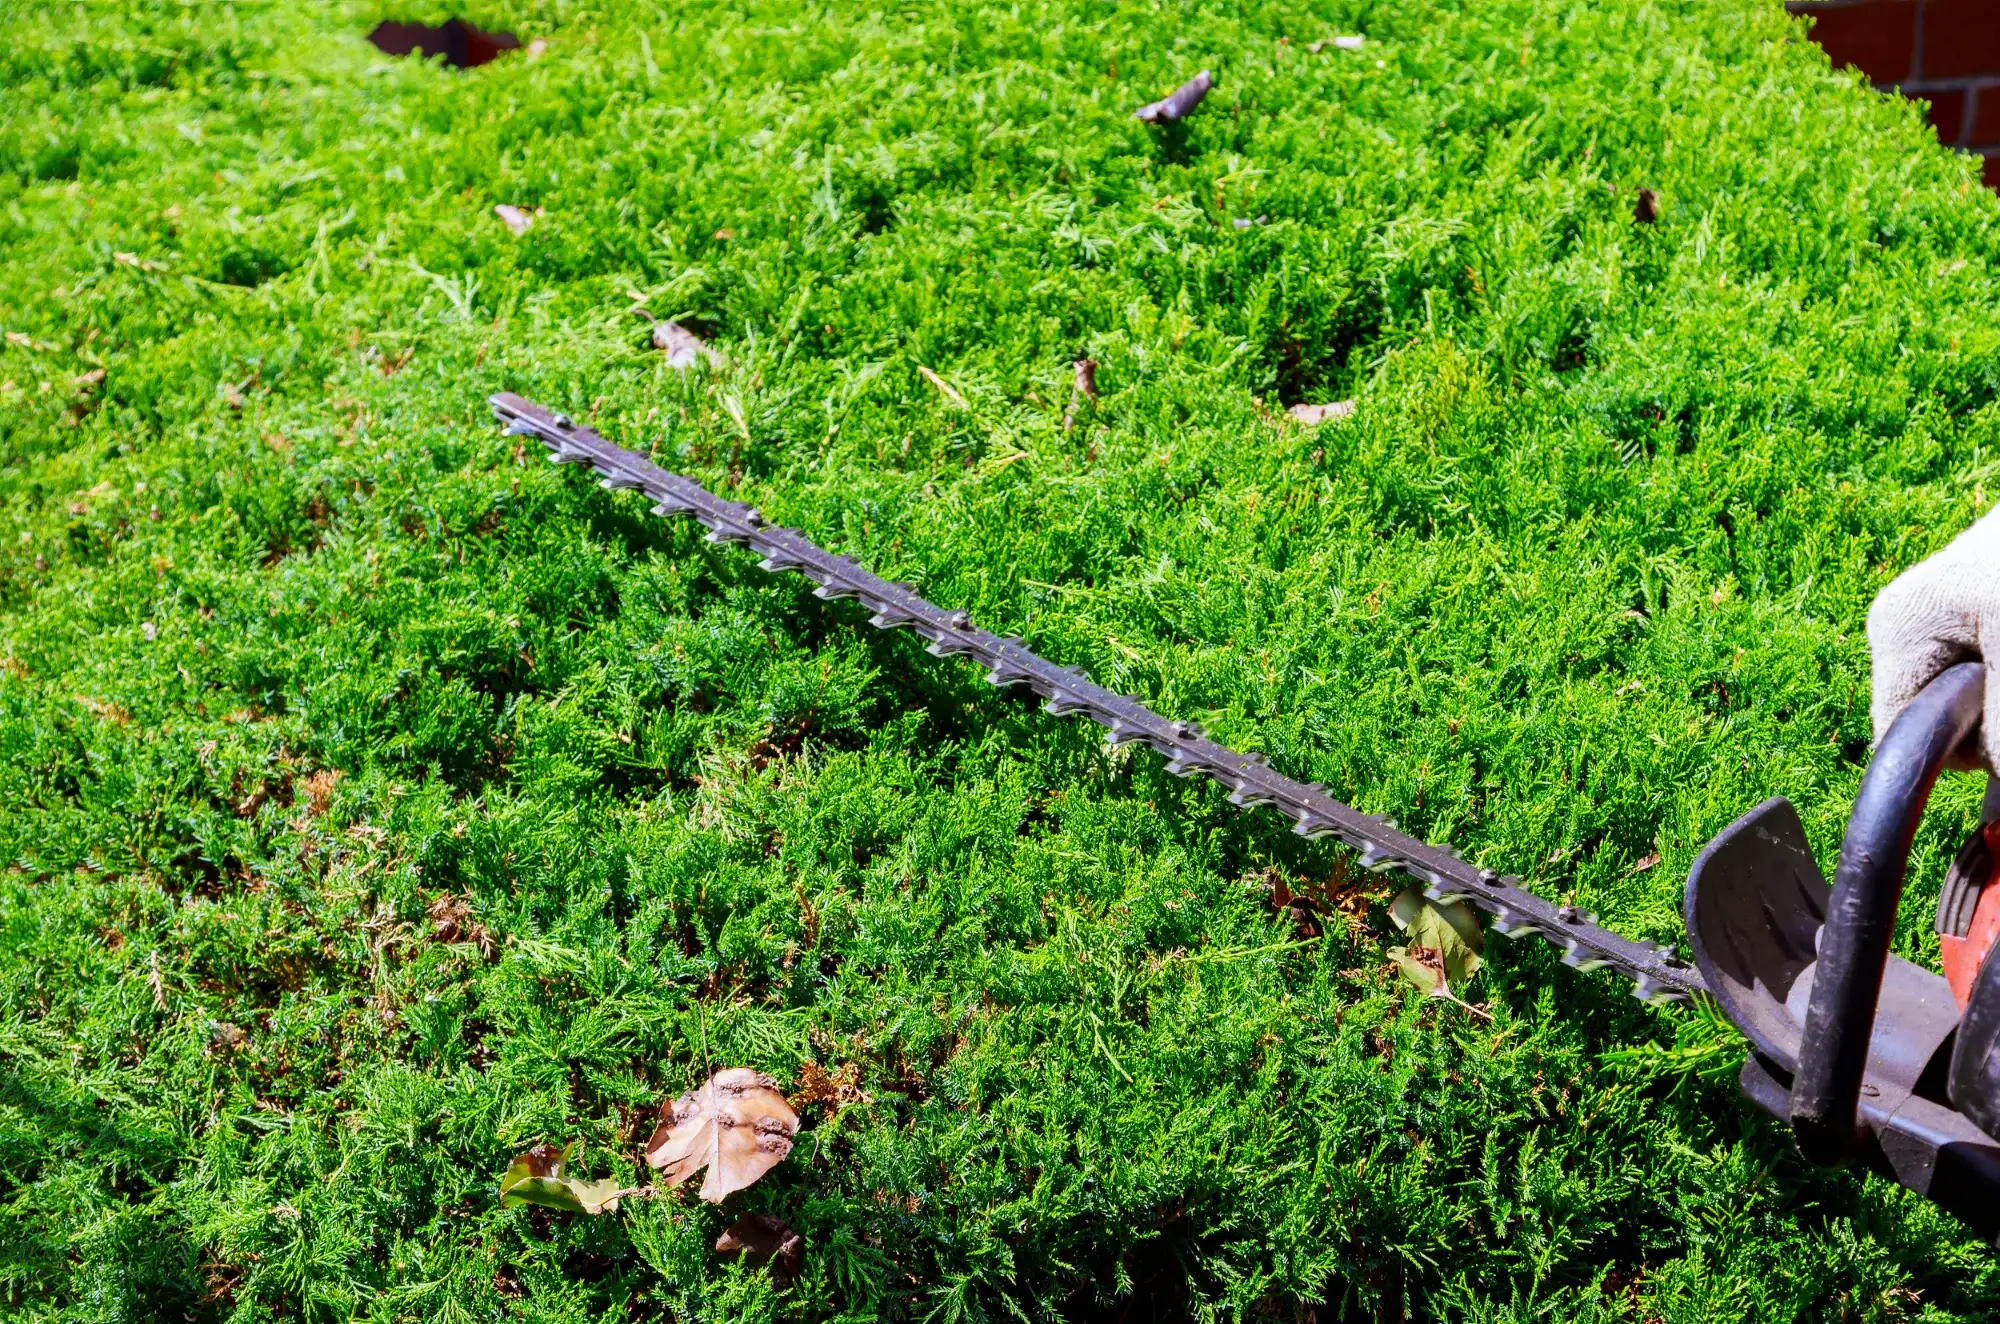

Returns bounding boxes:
[1940,819,2000,1012]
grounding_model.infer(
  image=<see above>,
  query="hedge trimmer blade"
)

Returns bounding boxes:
[492,392,1704,1004]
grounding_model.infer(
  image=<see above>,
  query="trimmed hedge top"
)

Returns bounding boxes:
[5,0,2000,1319]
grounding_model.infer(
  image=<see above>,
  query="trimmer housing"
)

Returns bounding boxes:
[1687,662,2000,1239]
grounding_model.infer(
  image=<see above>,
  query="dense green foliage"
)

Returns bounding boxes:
[7,0,2000,1318]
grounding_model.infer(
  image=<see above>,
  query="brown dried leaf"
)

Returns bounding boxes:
[1633,188,1660,224]
[644,1068,800,1202]
[1136,70,1213,123]
[715,1212,803,1287]
[652,320,720,370]
[1064,358,1098,433]
[1287,400,1355,426]
[494,204,540,236]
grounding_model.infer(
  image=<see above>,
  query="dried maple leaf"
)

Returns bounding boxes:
[645,1068,799,1202]
[715,1211,804,1287]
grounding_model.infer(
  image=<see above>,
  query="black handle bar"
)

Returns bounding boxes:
[1791,661,1985,1167]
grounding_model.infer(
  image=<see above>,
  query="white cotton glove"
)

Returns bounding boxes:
[1868,503,2000,771]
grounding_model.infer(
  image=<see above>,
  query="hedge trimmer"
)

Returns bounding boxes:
[492,392,2000,1241]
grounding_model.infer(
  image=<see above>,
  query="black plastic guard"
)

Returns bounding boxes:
[1685,796,1827,1069]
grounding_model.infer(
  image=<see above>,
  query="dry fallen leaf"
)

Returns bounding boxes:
[1386,887,1489,1018]
[494,204,540,236]
[1288,400,1355,425]
[1136,70,1213,123]
[653,320,720,370]
[1064,357,1098,433]
[715,1212,804,1287]
[1632,852,1661,874]
[1388,887,1483,983]
[498,1143,625,1215]
[645,1068,799,1202]
[1633,188,1660,224]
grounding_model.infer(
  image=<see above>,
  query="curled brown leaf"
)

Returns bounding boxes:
[715,1212,804,1287]
[1136,70,1213,123]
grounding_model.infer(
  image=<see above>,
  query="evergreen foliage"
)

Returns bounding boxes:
[5,0,2000,1317]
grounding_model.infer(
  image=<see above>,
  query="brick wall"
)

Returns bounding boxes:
[1791,0,2000,185]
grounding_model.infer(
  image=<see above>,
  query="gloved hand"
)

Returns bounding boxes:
[1868,503,2000,770]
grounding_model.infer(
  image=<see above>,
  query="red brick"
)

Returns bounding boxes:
[1983,151,2000,188]
[1969,86,2000,143]
[1926,86,1970,140]
[1920,0,2000,80]
[1795,1,1917,82]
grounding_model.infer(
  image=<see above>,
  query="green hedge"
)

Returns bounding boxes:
[5,0,2000,1318]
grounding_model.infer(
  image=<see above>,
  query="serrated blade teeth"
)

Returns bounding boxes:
[1561,942,1612,971]
[1630,976,1685,1005]
[500,390,1710,1010]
